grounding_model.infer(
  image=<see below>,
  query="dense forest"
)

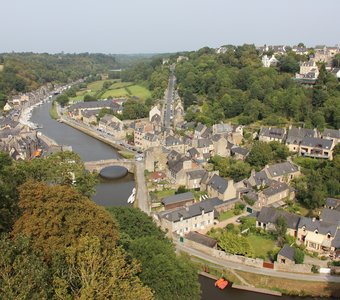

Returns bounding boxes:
[174,45,340,129]
[0,151,200,299]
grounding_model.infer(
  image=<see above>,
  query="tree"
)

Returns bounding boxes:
[0,151,12,172]
[84,94,96,102]
[269,141,290,161]
[246,141,273,168]
[218,231,254,257]
[107,207,165,242]
[0,235,51,299]
[275,216,287,246]
[279,55,299,73]
[53,236,153,300]
[129,237,200,300]
[294,247,305,264]
[12,181,119,258]
[55,94,69,106]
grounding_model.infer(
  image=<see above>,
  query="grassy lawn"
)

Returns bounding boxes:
[110,81,133,89]
[285,201,310,217]
[118,150,134,159]
[49,101,59,119]
[150,189,176,202]
[218,210,235,221]
[102,84,151,100]
[246,234,278,260]
[87,80,106,91]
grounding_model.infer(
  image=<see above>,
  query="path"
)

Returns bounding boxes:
[175,241,340,283]
[135,161,150,215]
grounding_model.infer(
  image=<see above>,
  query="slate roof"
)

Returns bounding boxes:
[167,150,181,161]
[187,147,199,157]
[320,208,340,226]
[278,245,295,261]
[207,174,228,194]
[100,114,114,124]
[187,169,207,180]
[185,231,218,248]
[82,110,99,118]
[168,157,191,174]
[300,137,333,149]
[257,207,300,230]
[286,127,316,144]
[70,100,121,111]
[263,181,290,197]
[165,136,182,146]
[298,217,338,236]
[197,138,212,148]
[162,192,194,206]
[201,127,212,138]
[213,123,233,134]
[159,198,223,222]
[325,198,340,209]
[259,127,286,139]
[151,113,161,123]
[231,146,249,157]
[322,129,340,140]
[266,162,299,178]
[331,231,340,249]
[144,132,158,142]
[250,170,270,186]
[195,123,206,133]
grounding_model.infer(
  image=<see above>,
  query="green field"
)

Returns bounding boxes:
[102,85,151,100]
[70,79,151,101]
[218,210,235,221]
[246,234,278,260]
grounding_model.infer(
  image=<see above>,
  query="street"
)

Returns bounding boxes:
[164,66,176,128]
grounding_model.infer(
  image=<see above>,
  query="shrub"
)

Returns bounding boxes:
[311,265,319,273]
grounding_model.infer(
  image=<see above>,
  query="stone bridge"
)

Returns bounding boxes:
[84,159,136,173]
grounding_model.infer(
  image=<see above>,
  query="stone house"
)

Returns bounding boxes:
[186,169,208,189]
[144,146,169,172]
[277,245,296,265]
[212,123,233,135]
[192,138,214,161]
[321,129,340,145]
[263,161,301,183]
[156,198,223,236]
[299,137,334,160]
[256,207,300,238]
[285,127,318,152]
[194,123,208,138]
[203,174,237,201]
[165,135,185,153]
[106,121,125,139]
[296,61,319,79]
[185,231,218,249]
[212,134,230,157]
[258,127,286,143]
[297,211,340,254]
[262,55,279,68]
[167,155,198,186]
[161,191,195,210]
[142,133,160,150]
[82,110,98,126]
[231,146,249,161]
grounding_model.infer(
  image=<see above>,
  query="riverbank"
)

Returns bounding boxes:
[194,258,340,298]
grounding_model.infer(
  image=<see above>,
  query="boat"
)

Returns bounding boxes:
[127,187,136,203]
[215,278,229,290]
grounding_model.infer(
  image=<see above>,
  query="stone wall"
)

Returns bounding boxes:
[274,262,313,273]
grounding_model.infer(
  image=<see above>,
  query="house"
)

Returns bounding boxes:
[258,127,286,143]
[185,231,218,249]
[231,146,249,160]
[186,147,199,159]
[193,138,214,160]
[263,161,301,183]
[321,129,340,145]
[106,121,124,139]
[297,214,339,254]
[98,114,121,132]
[186,169,208,189]
[212,123,233,135]
[69,100,122,119]
[325,198,340,210]
[247,169,271,189]
[212,134,230,157]
[161,191,195,210]
[299,137,334,160]
[262,55,279,67]
[256,207,300,237]
[149,106,161,122]
[167,155,198,186]
[277,245,296,265]
[150,171,167,183]
[165,135,185,153]
[156,198,223,236]
[285,127,318,152]
[194,123,208,138]
[331,68,340,80]
[144,146,169,172]
[82,110,98,125]
[142,133,160,149]
[204,174,236,201]
[296,61,319,80]
[246,180,294,210]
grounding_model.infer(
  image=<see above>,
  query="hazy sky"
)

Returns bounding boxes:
[1,0,339,54]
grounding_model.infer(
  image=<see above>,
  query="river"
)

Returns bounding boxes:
[30,101,333,300]
[30,101,134,206]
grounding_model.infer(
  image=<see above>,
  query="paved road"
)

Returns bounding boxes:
[175,242,340,283]
[135,161,150,215]
[164,69,176,128]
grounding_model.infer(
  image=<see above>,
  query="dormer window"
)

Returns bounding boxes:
[314,229,318,234]
[327,233,331,239]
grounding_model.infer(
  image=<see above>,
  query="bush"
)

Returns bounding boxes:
[311,265,319,273]
[293,248,305,264]
[226,224,234,231]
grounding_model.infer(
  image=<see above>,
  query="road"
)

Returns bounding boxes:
[135,161,150,215]
[164,67,176,128]
[175,242,340,283]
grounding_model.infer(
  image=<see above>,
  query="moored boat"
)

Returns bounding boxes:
[215,278,229,290]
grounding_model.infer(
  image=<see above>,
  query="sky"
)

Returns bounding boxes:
[1,0,340,54]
